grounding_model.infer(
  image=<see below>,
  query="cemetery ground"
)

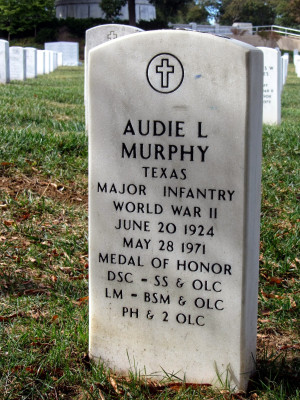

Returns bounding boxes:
[0,65,299,400]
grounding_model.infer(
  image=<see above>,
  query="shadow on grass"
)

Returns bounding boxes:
[249,350,300,398]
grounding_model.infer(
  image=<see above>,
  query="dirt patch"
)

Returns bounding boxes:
[257,331,299,356]
[1,173,87,206]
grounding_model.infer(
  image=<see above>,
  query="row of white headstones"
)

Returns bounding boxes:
[0,39,63,82]
[0,29,299,125]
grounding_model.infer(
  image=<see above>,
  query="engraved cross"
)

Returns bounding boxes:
[107,31,118,40]
[156,58,175,88]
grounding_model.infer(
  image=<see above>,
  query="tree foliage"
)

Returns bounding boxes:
[218,0,276,25]
[289,0,300,24]
[149,0,192,23]
[99,0,299,26]
[0,0,55,39]
[100,0,127,21]
[217,0,300,26]
[273,0,300,26]
[186,4,210,23]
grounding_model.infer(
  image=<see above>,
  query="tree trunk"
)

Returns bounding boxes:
[128,0,136,26]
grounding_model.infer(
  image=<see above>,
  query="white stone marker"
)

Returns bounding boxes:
[57,52,63,67]
[294,55,300,77]
[85,24,143,131]
[44,50,50,74]
[49,50,54,72]
[53,51,58,70]
[45,41,79,66]
[88,30,263,391]
[295,56,300,78]
[258,47,281,125]
[0,39,9,84]
[293,49,299,64]
[9,47,26,81]
[232,22,253,35]
[25,47,37,79]
[37,50,45,75]
[282,54,289,85]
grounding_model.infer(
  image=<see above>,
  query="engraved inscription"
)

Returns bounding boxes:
[156,58,174,88]
[146,53,184,94]
[107,31,118,40]
[95,118,236,328]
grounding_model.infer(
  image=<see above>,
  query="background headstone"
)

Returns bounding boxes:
[88,30,263,391]
[85,24,143,131]
[49,50,54,72]
[37,50,45,75]
[232,22,253,35]
[258,47,281,125]
[293,49,299,64]
[53,51,58,70]
[282,53,289,85]
[44,50,50,74]
[9,47,26,81]
[0,39,9,84]
[25,47,37,79]
[57,52,63,67]
[45,41,79,66]
[85,24,143,53]
[294,55,300,77]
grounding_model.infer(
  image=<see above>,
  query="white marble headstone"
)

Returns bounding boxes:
[282,54,289,85]
[88,30,263,391]
[232,22,253,35]
[294,55,300,77]
[258,47,281,125]
[37,50,45,75]
[0,39,9,84]
[9,47,26,81]
[25,47,37,79]
[48,50,54,72]
[86,24,143,53]
[45,41,79,66]
[84,24,143,131]
[53,51,58,70]
[44,50,50,74]
[57,52,63,67]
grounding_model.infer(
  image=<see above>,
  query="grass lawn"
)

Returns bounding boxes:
[0,65,299,399]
